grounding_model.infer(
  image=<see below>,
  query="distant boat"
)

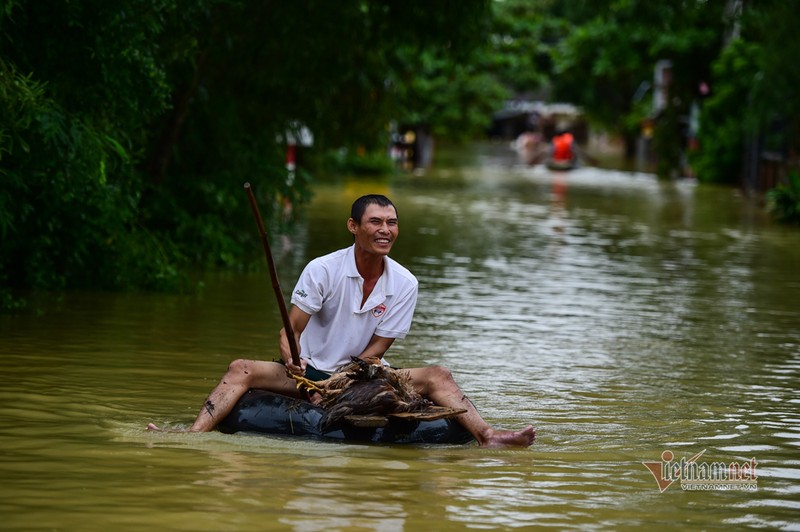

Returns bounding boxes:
[545,158,577,171]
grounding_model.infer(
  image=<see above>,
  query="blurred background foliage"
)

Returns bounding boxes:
[1,0,797,309]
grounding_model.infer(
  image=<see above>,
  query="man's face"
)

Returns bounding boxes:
[348,204,399,256]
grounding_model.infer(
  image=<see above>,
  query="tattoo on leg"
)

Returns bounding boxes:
[204,400,216,418]
[461,394,477,408]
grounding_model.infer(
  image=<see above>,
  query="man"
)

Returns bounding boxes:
[150,194,535,448]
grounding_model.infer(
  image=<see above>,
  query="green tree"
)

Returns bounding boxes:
[392,48,508,142]
[0,0,493,310]
[484,0,564,96]
[550,0,726,173]
[691,0,800,188]
[142,0,494,265]
[0,0,204,310]
[689,39,758,184]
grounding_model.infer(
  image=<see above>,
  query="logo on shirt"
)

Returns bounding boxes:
[371,304,386,318]
[294,289,308,299]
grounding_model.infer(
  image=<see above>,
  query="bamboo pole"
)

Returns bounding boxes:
[243,183,301,367]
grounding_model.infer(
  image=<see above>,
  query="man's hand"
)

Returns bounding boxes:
[358,354,383,366]
[279,306,312,374]
[285,356,307,376]
[279,325,305,374]
[355,335,395,366]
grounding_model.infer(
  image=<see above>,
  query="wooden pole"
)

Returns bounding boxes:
[243,183,301,367]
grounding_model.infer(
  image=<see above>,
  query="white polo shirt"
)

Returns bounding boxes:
[289,245,418,373]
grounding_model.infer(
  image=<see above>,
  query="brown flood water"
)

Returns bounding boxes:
[1,142,799,530]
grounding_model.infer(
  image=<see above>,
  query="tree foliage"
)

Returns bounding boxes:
[689,39,758,184]
[485,0,563,95]
[766,171,800,225]
[691,0,800,186]
[489,0,798,188]
[0,0,493,310]
[3,0,798,309]
[549,0,726,169]
[0,0,192,310]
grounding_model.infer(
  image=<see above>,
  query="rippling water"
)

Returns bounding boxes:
[1,143,799,530]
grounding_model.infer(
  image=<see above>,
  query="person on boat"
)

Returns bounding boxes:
[514,130,546,165]
[550,130,576,166]
[149,194,535,448]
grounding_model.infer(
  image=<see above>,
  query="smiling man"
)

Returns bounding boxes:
[152,194,535,448]
[280,195,414,376]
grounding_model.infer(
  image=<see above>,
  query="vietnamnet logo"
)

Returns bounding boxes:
[642,449,758,492]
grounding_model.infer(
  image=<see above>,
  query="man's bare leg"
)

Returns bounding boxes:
[148,359,300,432]
[406,366,536,448]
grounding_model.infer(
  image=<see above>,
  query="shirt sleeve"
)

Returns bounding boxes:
[375,281,418,339]
[290,259,326,314]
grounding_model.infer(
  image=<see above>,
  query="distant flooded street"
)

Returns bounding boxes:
[1,142,799,530]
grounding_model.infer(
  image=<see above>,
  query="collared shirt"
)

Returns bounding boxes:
[290,245,418,373]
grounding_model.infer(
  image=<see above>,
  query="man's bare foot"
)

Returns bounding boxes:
[146,423,188,433]
[479,425,536,448]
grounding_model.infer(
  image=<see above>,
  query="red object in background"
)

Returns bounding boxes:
[285,143,296,170]
[552,133,574,162]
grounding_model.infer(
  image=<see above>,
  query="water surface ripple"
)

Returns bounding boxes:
[1,143,799,530]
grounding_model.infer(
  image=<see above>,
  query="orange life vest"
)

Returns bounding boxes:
[552,133,574,162]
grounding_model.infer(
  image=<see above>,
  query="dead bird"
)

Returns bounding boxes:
[292,357,432,430]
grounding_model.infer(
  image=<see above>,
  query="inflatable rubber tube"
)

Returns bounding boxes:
[218,389,474,445]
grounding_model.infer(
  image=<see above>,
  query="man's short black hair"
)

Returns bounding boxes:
[350,194,397,223]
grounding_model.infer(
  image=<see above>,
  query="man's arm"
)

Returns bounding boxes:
[356,334,396,365]
[279,305,312,374]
